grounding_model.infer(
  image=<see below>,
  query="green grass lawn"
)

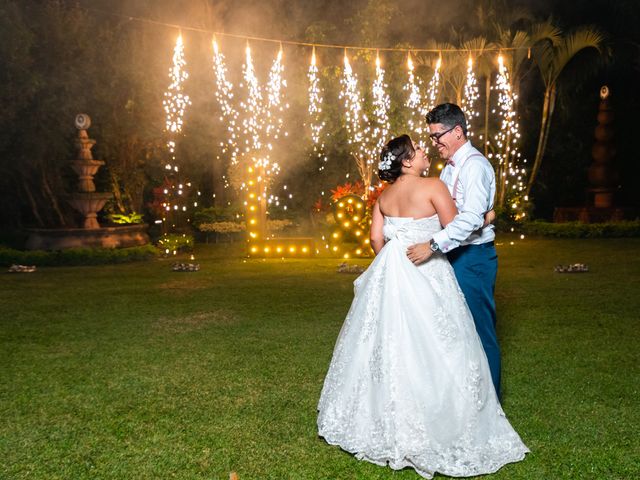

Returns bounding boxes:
[1,237,639,479]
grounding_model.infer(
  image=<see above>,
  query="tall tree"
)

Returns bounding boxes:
[527,27,606,197]
[490,21,561,207]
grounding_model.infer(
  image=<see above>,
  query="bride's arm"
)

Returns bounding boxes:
[483,209,496,226]
[431,180,457,227]
[406,180,456,264]
[370,201,385,255]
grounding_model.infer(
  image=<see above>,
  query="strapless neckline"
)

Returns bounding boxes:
[382,214,441,244]
[383,213,438,221]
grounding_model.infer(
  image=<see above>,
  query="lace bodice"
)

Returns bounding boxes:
[382,215,441,246]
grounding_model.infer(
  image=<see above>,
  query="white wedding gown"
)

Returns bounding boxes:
[318,215,529,478]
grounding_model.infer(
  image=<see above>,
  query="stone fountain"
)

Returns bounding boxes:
[587,86,619,210]
[67,114,112,228]
[26,115,150,250]
[553,86,626,223]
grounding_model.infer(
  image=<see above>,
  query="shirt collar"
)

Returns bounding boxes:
[449,140,473,167]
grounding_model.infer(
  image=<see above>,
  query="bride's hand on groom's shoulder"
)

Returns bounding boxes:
[406,243,433,265]
[483,209,496,227]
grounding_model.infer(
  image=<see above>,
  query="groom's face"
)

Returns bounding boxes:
[428,123,459,160]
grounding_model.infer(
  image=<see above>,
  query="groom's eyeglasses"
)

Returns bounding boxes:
[428,126,456,144]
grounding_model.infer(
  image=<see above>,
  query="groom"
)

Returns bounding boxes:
[406,103,501,398]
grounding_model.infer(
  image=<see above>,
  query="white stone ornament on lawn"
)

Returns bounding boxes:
[172,262,200,272]
[554,263,589,273]
[8,264,37,273]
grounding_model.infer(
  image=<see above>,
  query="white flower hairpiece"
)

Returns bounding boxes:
[379,151,396,171]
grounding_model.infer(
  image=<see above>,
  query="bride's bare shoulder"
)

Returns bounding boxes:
[417,177,446,188]
[417,177,449,196]
[422,176,445,184]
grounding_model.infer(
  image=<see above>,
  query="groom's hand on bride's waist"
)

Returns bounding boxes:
[407,243,433,265]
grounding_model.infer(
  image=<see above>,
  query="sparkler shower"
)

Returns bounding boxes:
[193,34,534,254]
[404,53,425,140]
[159,34,196,253]
[308,48,328,172]
[461,57,480,138]
[490,55,527,217]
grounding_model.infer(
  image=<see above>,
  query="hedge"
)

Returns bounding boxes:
[520,220,640,238]
[0,244,159,267]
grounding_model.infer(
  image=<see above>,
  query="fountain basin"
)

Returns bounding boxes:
[26,224,150,250]
[68,192,112,229]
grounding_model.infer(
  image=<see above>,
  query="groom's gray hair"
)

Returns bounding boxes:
[426,103,468,136]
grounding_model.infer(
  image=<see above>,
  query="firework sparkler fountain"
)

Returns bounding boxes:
[212,40,312,257]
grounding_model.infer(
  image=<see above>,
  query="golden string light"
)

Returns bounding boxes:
[328,195,370,259]
[240,45,266,245]
[78,6,539,55]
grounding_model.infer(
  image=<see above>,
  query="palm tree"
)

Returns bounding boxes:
[489,21,561,207]
[443,52,467,106]
[471,0,536,158]
[526,27,606,197]
[494,21,562,98]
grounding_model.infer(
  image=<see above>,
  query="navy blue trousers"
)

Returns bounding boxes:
[447,243,501,398]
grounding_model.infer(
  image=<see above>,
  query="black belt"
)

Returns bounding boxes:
[460,241,495,249]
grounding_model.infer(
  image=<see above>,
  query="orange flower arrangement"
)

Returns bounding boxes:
[330,181,364,202]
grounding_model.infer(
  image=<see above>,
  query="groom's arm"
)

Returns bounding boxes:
[430,160,494,253]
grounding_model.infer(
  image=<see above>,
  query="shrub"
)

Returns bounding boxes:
[192,206,242,226]
[107,212,144,224]
[0,245,159,267]
[157,233,194,254]
[266,219,294,232]
[521,220,640,238]
[198,222,245,233]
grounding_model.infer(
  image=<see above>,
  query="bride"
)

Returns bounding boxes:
[317,134,529,478]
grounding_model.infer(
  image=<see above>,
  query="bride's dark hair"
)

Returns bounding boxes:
[378,134,415,183]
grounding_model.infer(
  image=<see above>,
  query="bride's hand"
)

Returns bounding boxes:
[483,209,496,227]
[406,242,433,265]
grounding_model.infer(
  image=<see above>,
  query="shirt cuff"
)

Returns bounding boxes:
[431,230,458,253]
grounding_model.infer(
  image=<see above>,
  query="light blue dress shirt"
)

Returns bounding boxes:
[431,141,496,252]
